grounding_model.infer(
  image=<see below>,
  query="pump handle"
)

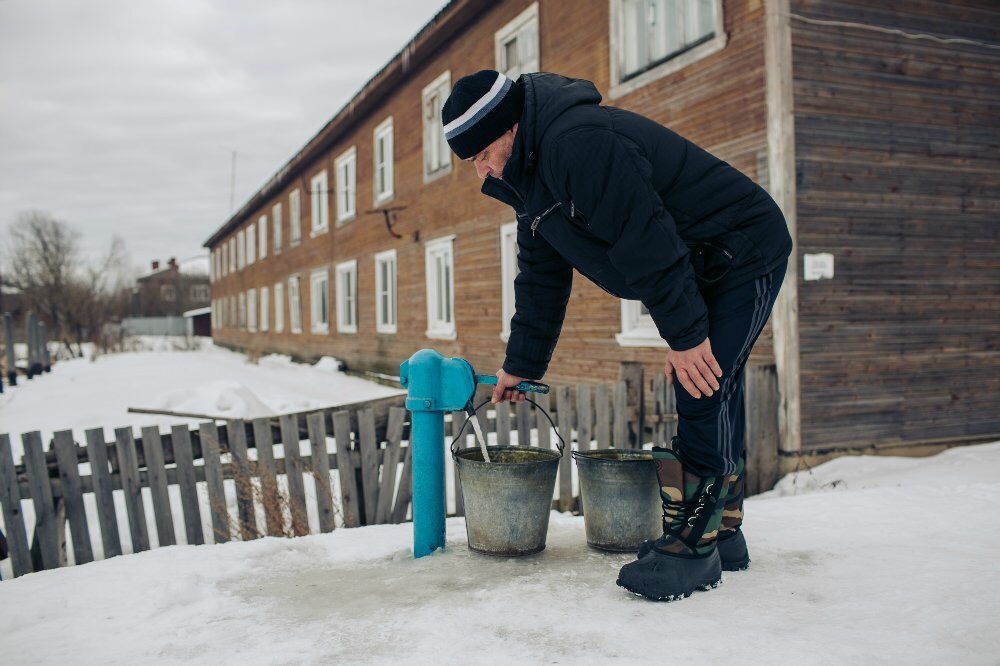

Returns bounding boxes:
[474,375,550,395]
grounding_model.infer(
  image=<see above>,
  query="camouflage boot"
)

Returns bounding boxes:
[635,451,750,571]
[616,447,729,601]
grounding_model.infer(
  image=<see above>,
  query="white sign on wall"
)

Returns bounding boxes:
[803,253,835,281]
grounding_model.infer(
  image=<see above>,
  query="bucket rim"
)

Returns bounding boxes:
[571,448,654,463]
[452,445,562,463]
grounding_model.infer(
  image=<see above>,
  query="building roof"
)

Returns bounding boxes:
[182,306,212,318]
[203,0,491,249]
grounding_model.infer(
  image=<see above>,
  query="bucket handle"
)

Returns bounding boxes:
[452,397,566,456]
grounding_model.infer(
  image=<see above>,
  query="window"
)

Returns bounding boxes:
[274,282,285,333]
[237,230,246,269]
[616,301,669,347]
[374,249,397,334]
[246,223,256,265]
[258,215,268,259]
[610,0,725,98]
[500,222,518,340]
[422,72,451,181]
[335,147,357,224]
[260,286,270,332]
[272,203,283,253]
[230,295,237,328]
[228,238,235,272]
[495,3,539,78]
[336,260,358,334]
[288,275,302,333]
[290,189,302,245]
[247,288,257,332]
[373,117,394,204]
[160,284,176,302]
[220,248,227,277]
[310,269,330,334]
[209,253,214,283]
[425,235,455,339]
[190,284,209,301]
[238,292,247,330]
[310,171,329,235]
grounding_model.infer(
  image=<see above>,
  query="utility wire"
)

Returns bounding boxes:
[788,11,1000,51]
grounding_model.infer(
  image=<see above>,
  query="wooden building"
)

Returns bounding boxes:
[204,0,999,467]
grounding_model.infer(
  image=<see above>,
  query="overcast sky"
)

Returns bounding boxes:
[0,0,449,274]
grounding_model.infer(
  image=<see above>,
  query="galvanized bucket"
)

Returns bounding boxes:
[452,400,564,556]
[572,449,662,551]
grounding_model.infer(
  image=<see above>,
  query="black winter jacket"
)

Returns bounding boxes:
[484,73,792,379]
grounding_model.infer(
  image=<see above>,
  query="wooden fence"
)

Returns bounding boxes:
[0,364,779,580]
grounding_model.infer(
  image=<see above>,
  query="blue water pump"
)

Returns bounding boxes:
[399,349,548,558]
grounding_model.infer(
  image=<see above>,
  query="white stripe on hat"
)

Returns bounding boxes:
[442,72,509,137]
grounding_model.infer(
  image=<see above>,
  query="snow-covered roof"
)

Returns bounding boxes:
[182,306,211,318]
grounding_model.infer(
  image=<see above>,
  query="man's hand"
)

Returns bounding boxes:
[664,338,723,399]
[492,369,528,404]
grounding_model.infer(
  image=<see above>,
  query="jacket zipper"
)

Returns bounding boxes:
[531,202,563,236]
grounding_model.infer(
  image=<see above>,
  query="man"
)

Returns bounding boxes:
[442,70,791,601]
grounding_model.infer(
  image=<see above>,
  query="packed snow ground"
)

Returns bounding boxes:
[3,441,998,664]
[0,338,403,459]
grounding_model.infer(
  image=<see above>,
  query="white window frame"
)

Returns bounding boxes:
[260,285,270,332]
[238,291,247,330]
[274,281,285,333]
[374,249,397,334]
[246,223,256,265]
[422,71,452,182]
[290,189,302,245]
[335,260,358,334]
[499,222,518,341]
[237,229,246,270]
[288,275,302,334]
[247,288,257,332]
[160,284,176,302]
[495,2,540,78]
[209,253,215,283]
[230,295,237,328]
[190,284,209,301]
[335,146,357,224]
[272,203,283,253]
[608,0,726,100]
[258,215,268,259]
[228,238,235,272]
[616,300,670,347]
[425,235,456,340]
[220,248,228,277]
[310,171,329,236]
[310,268,330,334]
[373,116,394,205]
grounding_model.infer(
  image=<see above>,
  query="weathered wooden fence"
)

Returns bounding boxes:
[0,364,779,580]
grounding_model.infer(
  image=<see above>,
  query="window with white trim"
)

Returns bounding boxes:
[336,260,358,334]
[290,189,302,245]
[374,249,397,334]
[272,203,283,253]
[247,288,257,332]
[161,284,176,302]
[274,281,285,333]
[258,215,267,259]
[310,269,329,334]
[335,147,357,224]
[288,275,302,333]
[190,285,209,301]
[238,291,247,330]
[220,248,227,277]
[610,0,725,98]
[228,238,235,272]
[495,3,539,78]
[310,171,329,235]
[425,235,456,339]
[373,117,394,204]
[500,222,519,341]
[616,300,669,347]
[422,72,451,180]
[230,295,236,328]
[260,285,270,332]
[209,253,214,283]
[246,223,256,265]
[237,229,246,269]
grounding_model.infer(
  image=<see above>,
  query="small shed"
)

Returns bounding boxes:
[182,307,212,337]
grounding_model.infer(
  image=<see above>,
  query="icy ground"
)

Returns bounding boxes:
[0,338,403,459]
[3,441,998,665]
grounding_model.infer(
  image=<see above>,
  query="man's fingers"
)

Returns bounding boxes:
[695,359,720,392]
[492,384,505,404]
[676,368,702,399]
[706,352,723,378]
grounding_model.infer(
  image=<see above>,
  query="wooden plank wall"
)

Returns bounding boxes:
[790,0,1000,450]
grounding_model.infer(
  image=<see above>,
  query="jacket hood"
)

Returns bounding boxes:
[503,73,603,182]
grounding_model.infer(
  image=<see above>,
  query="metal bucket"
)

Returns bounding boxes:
[572,449,662,552]
[454,445,560,556]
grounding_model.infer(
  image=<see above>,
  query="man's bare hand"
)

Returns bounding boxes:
[664,338,723,399]
[492,369,527,404]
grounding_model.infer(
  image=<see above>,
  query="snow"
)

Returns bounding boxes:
[0,339,403,460]
[3,441,998,664]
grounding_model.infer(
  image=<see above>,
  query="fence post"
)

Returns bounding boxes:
[0,434,32,576]
[744,364,781,495]
[4,313,16,387]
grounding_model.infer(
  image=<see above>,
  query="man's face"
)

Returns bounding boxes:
[465,123,518,180]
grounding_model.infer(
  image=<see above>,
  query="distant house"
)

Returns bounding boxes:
[204,0,999,465]
[131,258,210,318]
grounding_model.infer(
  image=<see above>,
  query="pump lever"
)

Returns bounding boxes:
[474,375,550,394]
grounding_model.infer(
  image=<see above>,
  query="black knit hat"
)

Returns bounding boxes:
[442,70,524,159]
